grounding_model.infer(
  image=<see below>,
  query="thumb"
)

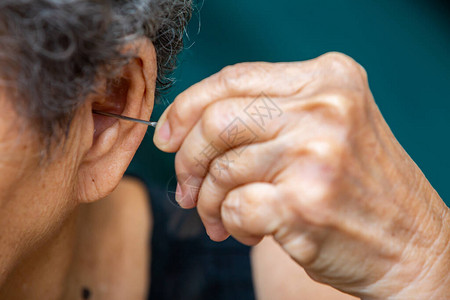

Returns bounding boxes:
[221,183,283,246]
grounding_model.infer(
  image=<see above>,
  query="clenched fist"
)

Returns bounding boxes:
[154,53,449,299]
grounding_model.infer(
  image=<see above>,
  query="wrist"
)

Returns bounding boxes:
[366,203,449,300]
[393,205,449,299]
[359,181,449,300]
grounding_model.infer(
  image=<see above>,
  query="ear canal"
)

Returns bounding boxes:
[92,77,130,113]
[92,77,131,139]
[104,77,130,113]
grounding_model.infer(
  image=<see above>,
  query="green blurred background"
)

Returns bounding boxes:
[128,0,450,206]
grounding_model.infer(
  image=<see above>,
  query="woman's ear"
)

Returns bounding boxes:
[76,38,157,203]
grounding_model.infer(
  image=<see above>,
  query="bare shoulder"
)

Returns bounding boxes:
[251,237,359,300]
[65,177,152,300]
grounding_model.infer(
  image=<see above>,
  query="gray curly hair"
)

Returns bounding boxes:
[0,0,192,145]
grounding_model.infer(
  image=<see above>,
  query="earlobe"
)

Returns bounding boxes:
[76,39,157,203]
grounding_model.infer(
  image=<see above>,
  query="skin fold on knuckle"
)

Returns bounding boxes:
[316,92,372,147]
[221,193,244,234]
[285,90,365,139]
[319,52,359,72]
[218,62,271,92]
[272,217,322,267]
[168,96,192,131]
[297,92,355,124]
[200,101,240,143]
[279,141,346,229]
[207,148,250,185]
[207,156,235,186]
[285,235,321,268]
[322,90,361,117]
[317,52,368,91]
[218,63,250,92]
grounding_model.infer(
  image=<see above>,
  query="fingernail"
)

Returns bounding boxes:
[175,183,183,204]
[157,121,171,144]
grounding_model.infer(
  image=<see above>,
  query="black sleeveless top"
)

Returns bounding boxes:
[126,174,255,300]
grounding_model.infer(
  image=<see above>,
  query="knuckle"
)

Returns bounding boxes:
[219,62,268,90]
[275,232,320,267]
[318,90,360,118]
[222,191,244,229]
[220,62,253,77]
[169,98,190,126]
[305,90,363,127]
[285,143,349,226]
[200,102,231,137]
[223,189,258,229]
[322,51,353,61]
[174,152,200,183]
[288,177,337,226]
[319,52,367,84]
[219,63,250,87]
[303,138,345,162]
[209,152,241,186]
[209,156,230,184]
[320,52,358,69]
[285,125,349,164]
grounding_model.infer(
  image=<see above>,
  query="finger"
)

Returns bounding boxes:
[220,182,283,246]
[174,91,346,209]
[153,61,312,151]
[173,97,285,208]
[195,140,286,241]
[197,120,345,241]
[154,53,367,153]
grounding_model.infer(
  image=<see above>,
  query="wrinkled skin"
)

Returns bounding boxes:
[154,53,449,299]
[0,40,156,299]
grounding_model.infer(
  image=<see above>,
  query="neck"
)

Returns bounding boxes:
[0,209,79,300]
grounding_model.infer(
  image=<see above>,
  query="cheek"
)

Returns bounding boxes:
[12,154,77,222]
[0,94,42,207]
[0,94,78,261]
[0,130,38,204]
[0,131,77,253]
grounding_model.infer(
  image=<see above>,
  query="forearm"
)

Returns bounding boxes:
[252,237,358,300]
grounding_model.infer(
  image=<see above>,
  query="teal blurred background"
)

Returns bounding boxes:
[128,0,450,206]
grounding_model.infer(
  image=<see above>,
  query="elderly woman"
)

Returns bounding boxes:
[0,0,190,299]
[0,1,448,300]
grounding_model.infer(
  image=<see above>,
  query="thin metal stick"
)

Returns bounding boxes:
[93,110,158,128]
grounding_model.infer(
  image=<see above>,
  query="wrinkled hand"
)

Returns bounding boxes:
[154,53,449,299]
